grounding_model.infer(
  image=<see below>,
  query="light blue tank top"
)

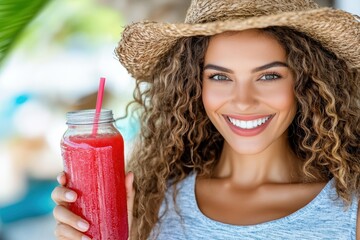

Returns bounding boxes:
[150,173,358,239]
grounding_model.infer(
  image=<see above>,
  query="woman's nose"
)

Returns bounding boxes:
[231,81,256,110]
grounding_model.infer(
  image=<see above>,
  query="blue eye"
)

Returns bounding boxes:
[259,73,281,81]
[209,74,230,81]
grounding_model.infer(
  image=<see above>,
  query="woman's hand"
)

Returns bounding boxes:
[51,172,135,240]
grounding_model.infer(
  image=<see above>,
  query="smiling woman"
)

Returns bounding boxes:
[51,0,360,239]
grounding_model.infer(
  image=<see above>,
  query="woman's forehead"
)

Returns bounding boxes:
[205,29,287,66]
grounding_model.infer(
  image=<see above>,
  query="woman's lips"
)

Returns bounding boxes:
[224,114,274,137]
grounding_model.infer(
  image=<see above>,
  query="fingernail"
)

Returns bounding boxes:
[56,173,64,183]
[65,191,76,201]
[78,221,89,231]
[82,236,91,240]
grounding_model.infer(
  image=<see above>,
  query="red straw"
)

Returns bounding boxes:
[92,77,106,135]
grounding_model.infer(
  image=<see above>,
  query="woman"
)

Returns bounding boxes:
[52,0,360,239]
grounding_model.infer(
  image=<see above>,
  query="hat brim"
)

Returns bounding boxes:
[117,8,360,80]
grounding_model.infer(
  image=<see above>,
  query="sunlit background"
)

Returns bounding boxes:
[0,0,358,239]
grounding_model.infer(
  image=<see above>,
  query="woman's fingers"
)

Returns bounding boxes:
[53,205,90,233]
[51,186,77,205]
[53,171,132,239]
[125,171,135,231]
[52,172,75,207]
[54,222,92,240]
[53,172,90,239]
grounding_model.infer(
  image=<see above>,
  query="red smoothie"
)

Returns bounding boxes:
[61,133,128,239]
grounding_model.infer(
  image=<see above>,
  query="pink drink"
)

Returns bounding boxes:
[61,133,128,239]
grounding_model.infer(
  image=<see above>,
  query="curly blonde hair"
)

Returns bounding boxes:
[125,26,360,239]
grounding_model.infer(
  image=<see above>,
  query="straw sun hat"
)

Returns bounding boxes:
[116,0,360,81]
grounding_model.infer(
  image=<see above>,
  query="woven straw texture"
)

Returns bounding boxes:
[116,0,360,81]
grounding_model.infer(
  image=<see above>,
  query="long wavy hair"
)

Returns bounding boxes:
[125,26,360,239]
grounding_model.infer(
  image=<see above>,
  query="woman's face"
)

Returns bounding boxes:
[202,29,297,155]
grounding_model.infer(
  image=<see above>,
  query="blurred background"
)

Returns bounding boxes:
[0,0,358,239]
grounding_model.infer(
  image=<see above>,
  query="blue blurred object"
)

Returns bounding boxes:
[0,178,57,224]
[0,93,31,139]
[14,94,30,105]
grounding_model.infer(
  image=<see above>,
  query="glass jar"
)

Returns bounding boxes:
[61,109,128,240]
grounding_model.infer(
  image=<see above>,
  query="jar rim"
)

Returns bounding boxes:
[66,109,114,125]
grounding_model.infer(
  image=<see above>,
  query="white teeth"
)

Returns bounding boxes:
[228,116,271,129]
[246,121,253,129]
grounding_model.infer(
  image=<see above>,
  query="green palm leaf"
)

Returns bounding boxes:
[0,0,51,65]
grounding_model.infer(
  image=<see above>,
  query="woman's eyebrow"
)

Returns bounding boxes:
[203,64,233,73]
[203,61,289,73]
[252,61,289,73]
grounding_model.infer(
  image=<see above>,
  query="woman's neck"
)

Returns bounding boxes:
[213,134,303,188]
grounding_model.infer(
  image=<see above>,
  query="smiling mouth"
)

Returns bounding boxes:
[226,115,273,130]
